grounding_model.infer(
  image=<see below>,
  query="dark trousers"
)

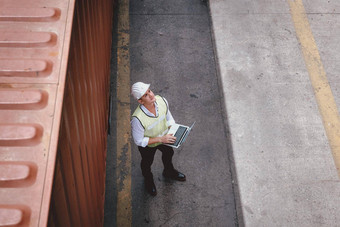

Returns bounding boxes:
[138,145,175,180]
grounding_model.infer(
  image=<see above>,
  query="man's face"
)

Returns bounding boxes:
[138,89,156,105]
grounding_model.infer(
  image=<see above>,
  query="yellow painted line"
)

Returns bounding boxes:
[116,0,132,225]
[288,0,340,177]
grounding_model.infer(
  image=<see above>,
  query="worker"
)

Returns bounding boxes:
[131,82,186,196]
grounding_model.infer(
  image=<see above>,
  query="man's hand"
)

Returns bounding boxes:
[161,134,176,144]
[147,134,177,145]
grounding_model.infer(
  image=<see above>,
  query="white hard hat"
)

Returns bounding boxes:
[131,82,150,100]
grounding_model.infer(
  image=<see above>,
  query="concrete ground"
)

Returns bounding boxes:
[105,0,340,226]
[209,0,340,226]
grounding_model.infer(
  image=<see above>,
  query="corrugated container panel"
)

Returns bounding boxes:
[0,0,76,226]
[48,0,114,226]
[0,0,114,225]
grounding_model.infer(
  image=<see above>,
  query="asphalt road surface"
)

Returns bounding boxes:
[128,0,239,226]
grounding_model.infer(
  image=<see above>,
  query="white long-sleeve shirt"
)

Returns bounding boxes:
[131,98,175,147]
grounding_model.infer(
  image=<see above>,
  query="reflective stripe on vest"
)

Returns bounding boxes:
[132,95,168,147]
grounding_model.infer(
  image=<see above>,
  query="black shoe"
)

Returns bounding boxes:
[163,169,186,181]
[145,179,157,196]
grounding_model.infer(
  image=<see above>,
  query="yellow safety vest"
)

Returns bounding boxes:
[132,95,169,147]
